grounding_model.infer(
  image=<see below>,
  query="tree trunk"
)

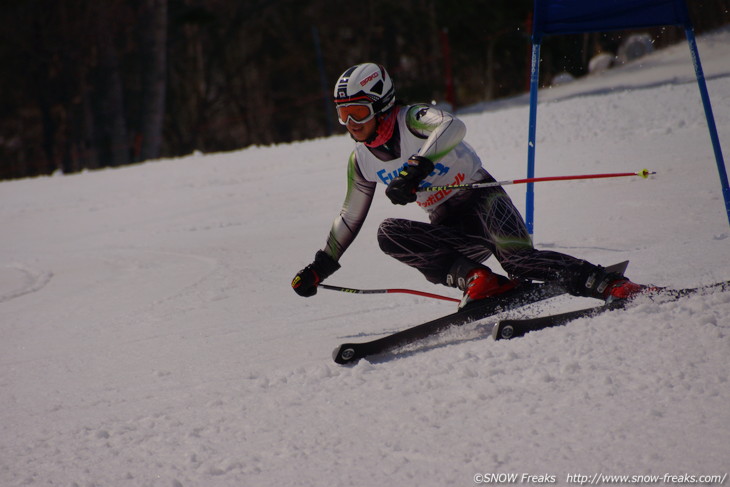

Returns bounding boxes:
[139,0,168,161]
[96,5,130,167]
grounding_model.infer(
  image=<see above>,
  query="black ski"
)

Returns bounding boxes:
[493,279,730,341]
[493,301,625,340]
[332,261,630,364]
[332,282,564,364]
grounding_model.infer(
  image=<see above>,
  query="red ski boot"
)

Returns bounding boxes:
[459,268,518,309]
[568,262,658,303]
[603,278,659,302]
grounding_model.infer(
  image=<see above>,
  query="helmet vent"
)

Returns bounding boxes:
[370,80,384,95]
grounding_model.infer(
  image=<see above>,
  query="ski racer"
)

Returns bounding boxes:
[292,63,644,309]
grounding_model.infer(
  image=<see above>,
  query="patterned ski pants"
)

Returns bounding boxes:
[377,185,587,286]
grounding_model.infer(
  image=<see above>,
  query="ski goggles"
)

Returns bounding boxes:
[336,103,375,125]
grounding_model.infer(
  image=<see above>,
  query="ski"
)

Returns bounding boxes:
[493,279,730,341]
[332,260,630,364]
[493,301,625,340]
[332,282,564,364]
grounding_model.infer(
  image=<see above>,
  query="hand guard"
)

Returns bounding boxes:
[385,155,435,205]
[291,250,341,297]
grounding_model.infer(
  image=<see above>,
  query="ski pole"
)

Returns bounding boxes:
[420,168,654,192]
[320,284,460,303]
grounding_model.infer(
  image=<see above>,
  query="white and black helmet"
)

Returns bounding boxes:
[333,63,395,121]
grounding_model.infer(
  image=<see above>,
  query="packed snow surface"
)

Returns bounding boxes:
[2,28,729,486]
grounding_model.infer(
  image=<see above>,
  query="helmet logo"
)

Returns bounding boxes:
[359,71,379,87]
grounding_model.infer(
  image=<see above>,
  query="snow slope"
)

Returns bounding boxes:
[1,28,729,487]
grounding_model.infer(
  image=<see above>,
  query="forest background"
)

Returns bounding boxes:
[1,0,728,180]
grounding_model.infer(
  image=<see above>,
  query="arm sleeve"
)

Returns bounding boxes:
[323,151,377,261]
[405,104,466,163]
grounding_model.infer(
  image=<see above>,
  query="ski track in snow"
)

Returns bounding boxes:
[0,263,53,303]
[1,27,730,487]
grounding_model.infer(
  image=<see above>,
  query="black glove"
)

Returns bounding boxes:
[292,250,341,297]
[385,155,435,205]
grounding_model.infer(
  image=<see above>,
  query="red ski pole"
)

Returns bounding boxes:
[421,169,654,192]
[320,284,460,303]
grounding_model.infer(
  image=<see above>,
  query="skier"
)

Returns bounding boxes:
[292,63,644,309]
